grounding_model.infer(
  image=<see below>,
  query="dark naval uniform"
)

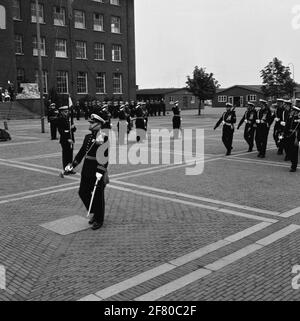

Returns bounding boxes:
[255,104,272,158]
[56,111,76,169]
[272,103,284,154]
[172,103,181,129]
[214,106,236,155]
[284,107,300,172]
[135,105,147,142]
[71,126,109,228]
[48,104,59,140]
[237,105,257,152]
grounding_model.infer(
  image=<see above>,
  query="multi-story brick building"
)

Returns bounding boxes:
[0,0,136,102]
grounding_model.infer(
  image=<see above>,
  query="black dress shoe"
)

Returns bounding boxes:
[88,216,95,225]
[225,151,231,156]
[290,168,297,172]
[64,170,76,176]
[91,222,103,230]
[247,148,253,152]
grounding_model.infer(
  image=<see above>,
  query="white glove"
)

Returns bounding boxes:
[275,118,280,122]
[256,120,260,124]
[221,121,225,125]
[96,172,103,180]
[280,121,286,126]
[65,164,73,172]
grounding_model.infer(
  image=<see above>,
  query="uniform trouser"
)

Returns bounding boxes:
[222,126,234,152]
[286,135,299,170]
[255,125,269,155]
[61,142,73,169]
[79,176,105,224]
[244,125,255,150]
[76,111,81,120]
[173,116,181,139]
[50,121,57,139]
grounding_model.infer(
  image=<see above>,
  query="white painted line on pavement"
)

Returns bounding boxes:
[0,186,78,205]
[134,224,300,301]
[280,207,300,218]
[134,269,212,301]
[0,182,78,200]
[111,181,280,216]
[82,222,273,301]
[226,157,290,168]
[255,224,300,246]
[95,264,175,300]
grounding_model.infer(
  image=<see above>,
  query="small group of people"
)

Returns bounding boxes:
[0,81,15,102]
[214,98,300,172]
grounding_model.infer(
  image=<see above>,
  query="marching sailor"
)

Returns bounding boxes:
[214,103,236,155]
[65,113,109,230]
[237,102,257,152]
[172,101,182,139]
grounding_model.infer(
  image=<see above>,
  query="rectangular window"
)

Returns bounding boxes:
[96,73,106,94]
[247,94,257,102]
[53,6,66,26]
[94,43,105,60]
[75,41,87,59]
[35,70,48,93]
[111,16,121,33]
[33,36,46,56]
[12,0,21,20]
[56,71,68,93]
[15,34,23,54]
[77,72,88,94]
[31,2,44,23]
[93,13,104,31]
[191,96,196,104]
[169,96,174,103]
[218,95,227,103]
[112,45,121,61]
[74,10,85,29]
[55,39,67,58]
[110,0,120,5]
[113,73,122,94]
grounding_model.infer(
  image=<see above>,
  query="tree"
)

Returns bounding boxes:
[260,57,297,99]
[186,66,220,115]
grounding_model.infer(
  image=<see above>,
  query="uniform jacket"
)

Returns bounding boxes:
[72,132,109,177]
[256,108,272,127]
[237,109,257,129]
[56,116,76,144]
[214,110,236,130]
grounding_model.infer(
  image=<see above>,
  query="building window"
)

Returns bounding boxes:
[56,71,68,93]
[33,36,46,56]
[12,0,21,20]
[110,0,120,5]
[94,43,105,60]
[112,45,121,62]
[113,73,122,94]
[55,39,67,58]
[169,96,174,103]
[191,96,196,104]
[218,95,227,103]
[77,72,88,94]
[111,16,121,33]
[35,70,48,93]
[75,41,87,59]
[96,73,106,94]
[74,10,85,29]
[247,94,257,102]
[31,2,44,23]
[15,34,23,54]
[93,0,104,2]
[53,6,66,26]
[93,13,104,31]
[17,68,25,85]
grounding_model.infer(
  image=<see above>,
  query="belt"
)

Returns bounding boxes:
[86,156,97,160]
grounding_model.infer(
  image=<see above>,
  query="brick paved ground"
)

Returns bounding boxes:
[0,108,300,301]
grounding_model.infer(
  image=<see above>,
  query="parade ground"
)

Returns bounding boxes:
[0,108,300,301]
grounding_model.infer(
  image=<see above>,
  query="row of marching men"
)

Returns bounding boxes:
[214,98,300,172]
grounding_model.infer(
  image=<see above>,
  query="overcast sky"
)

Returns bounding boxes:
[134,0,300,89]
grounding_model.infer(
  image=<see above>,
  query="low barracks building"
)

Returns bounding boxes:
[0,0,136,101]
[212,85,266,108]
[137,88,200,110]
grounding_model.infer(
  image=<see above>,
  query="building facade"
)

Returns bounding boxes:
[212,85,266,108]
[0,0,136,102]
[137,88,200,110]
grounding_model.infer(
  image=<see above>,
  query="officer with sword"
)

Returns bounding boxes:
[64,113,109,230]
